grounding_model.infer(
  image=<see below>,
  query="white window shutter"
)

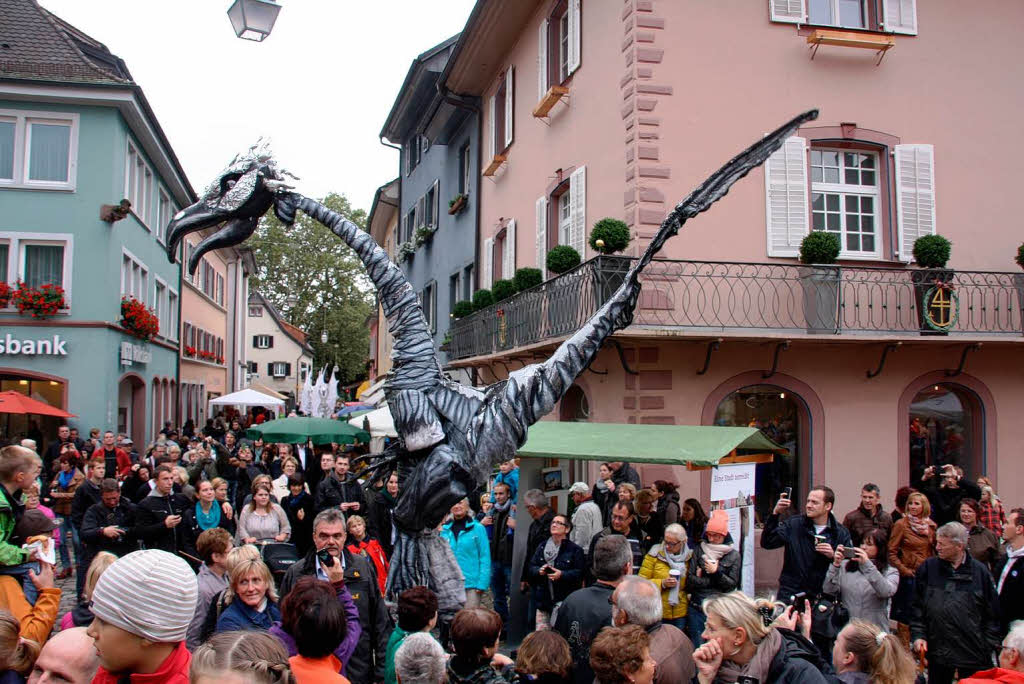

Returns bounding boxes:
[569,165,587,257]
[537,19,549,101]
[882,0,917,35]
[769,0,806,24]
[504,66,514,149]
[764,136,809,257]
[483,237,494,289]
[504,219,516,278]
[488,96,496,160]
[894,144,936,263]
[568,0,582,74]
[432,179,440,227]
[536,196,548,279]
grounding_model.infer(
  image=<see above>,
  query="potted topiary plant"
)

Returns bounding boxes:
[589,218,633,306]
[513,267,543,292]
[546,245,581,275]
[492,279,517,302]
[911,234,954,335]
[472,289,495,311]
[797,231,841,334]
[546,246,583,333]
[452,300,475,319]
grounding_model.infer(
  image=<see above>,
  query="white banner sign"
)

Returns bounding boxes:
[710,463,756,501]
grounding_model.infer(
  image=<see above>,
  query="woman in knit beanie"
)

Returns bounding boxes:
[85,549,198,684]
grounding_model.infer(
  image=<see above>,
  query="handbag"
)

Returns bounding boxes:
[810,592,849,640]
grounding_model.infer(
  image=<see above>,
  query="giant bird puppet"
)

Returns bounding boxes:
[167,109,818,606]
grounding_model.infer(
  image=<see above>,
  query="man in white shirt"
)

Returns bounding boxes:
[569,482,603,551]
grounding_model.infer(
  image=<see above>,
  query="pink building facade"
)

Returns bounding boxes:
[441,0,1024,539]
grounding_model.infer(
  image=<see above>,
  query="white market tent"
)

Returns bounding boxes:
[348,405,396,453]
[209,388,285,412]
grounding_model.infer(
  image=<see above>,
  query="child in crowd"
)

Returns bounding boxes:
[86,549,199,684]
[0,446,43,604]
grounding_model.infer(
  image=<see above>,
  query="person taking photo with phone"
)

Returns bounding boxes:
[824,528,899,633]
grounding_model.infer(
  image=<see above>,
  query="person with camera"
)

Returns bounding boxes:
[823,528,899,633]
[79,479,137,572]
[279,508,391,684]
[918,463,982,526]
[761,485,852,603]
[527,513,585,630]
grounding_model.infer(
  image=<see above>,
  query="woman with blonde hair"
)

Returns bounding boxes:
[272,457,306,501]
[0,610,40,682]
[831,619,916,684]
[236,481,291,545]
[215,557,281,633]
[191,630,295,684]
[59,551,117,630]
[693,591,829,683]
[887,491,936,648]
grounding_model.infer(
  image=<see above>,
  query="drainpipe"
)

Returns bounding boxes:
[379,135,403,259]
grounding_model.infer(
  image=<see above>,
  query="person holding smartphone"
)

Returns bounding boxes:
[918,463,982,526]
[823,528,899,633]
[761,484,852,650]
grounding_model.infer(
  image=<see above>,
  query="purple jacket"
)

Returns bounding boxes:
[268,582,362,674]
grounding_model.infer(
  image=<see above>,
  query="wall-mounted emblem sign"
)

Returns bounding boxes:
[0,334,68,356]
[924,284,958,332]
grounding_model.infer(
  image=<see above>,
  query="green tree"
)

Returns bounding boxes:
[248,192,374,385]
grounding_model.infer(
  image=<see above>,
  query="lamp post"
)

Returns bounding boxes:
[227,0,281,42]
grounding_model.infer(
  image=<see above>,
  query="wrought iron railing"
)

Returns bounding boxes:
[447,256,1024,360]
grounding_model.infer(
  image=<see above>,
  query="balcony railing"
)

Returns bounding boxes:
[447,256,1024,361]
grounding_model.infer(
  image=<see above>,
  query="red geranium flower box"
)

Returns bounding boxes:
[12,282,66,319]
[120,296,159,340]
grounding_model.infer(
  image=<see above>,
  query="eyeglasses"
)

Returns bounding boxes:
[611,514,631,522]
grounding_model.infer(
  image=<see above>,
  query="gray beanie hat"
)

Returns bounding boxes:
[90,550,198,643]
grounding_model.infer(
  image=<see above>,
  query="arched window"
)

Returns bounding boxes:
[908,383,983,483]
[559,384,590,422]
[714,384,805,524]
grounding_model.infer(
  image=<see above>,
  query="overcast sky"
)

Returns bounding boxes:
[38,0,476,211]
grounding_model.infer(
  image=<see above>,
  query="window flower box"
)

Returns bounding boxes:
[448,194,468,215]
[120,296,159,340]
[398,241,416,263]
[415,224,436,248]
[184,346,197,358]
[0,282,11,309]
[12,282,66,319]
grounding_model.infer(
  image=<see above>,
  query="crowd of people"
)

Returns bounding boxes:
[0,417,1023,684]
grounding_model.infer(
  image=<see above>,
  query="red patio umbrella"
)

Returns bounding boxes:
[0,391,75,418]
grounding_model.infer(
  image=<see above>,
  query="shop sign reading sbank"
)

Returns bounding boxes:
[0,334,68,356]
[120,341,151,366]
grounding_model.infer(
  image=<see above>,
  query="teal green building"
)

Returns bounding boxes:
[1,0,194,449]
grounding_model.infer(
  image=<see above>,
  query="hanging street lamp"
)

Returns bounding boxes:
[227,0,281,42]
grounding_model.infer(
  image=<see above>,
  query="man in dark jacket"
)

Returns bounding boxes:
[911,521,1001,684]
[42,425,74,485]
[280,508,391,683]
[609,461,641,489]
[555,535,632,684]
[133,464,191,555]
[315,453,366,515]
[79,479,137,574]
[761,484,852,602]
[519,488,554,592]
[485,481,515,626]
[918,464,983,526]
[996,507,1024,634]
[69,456,105,598]
[588,501,643,575]
[841,482,893,546]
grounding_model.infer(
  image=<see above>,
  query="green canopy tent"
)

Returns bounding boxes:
[246,416,370,446]
[516,422,788,468]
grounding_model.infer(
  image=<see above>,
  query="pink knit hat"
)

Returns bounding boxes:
[706,509,730,537]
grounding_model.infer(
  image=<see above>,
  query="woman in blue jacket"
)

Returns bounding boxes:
[215,557,282,633]
[528,513,585,629]
[440,499,491,608]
